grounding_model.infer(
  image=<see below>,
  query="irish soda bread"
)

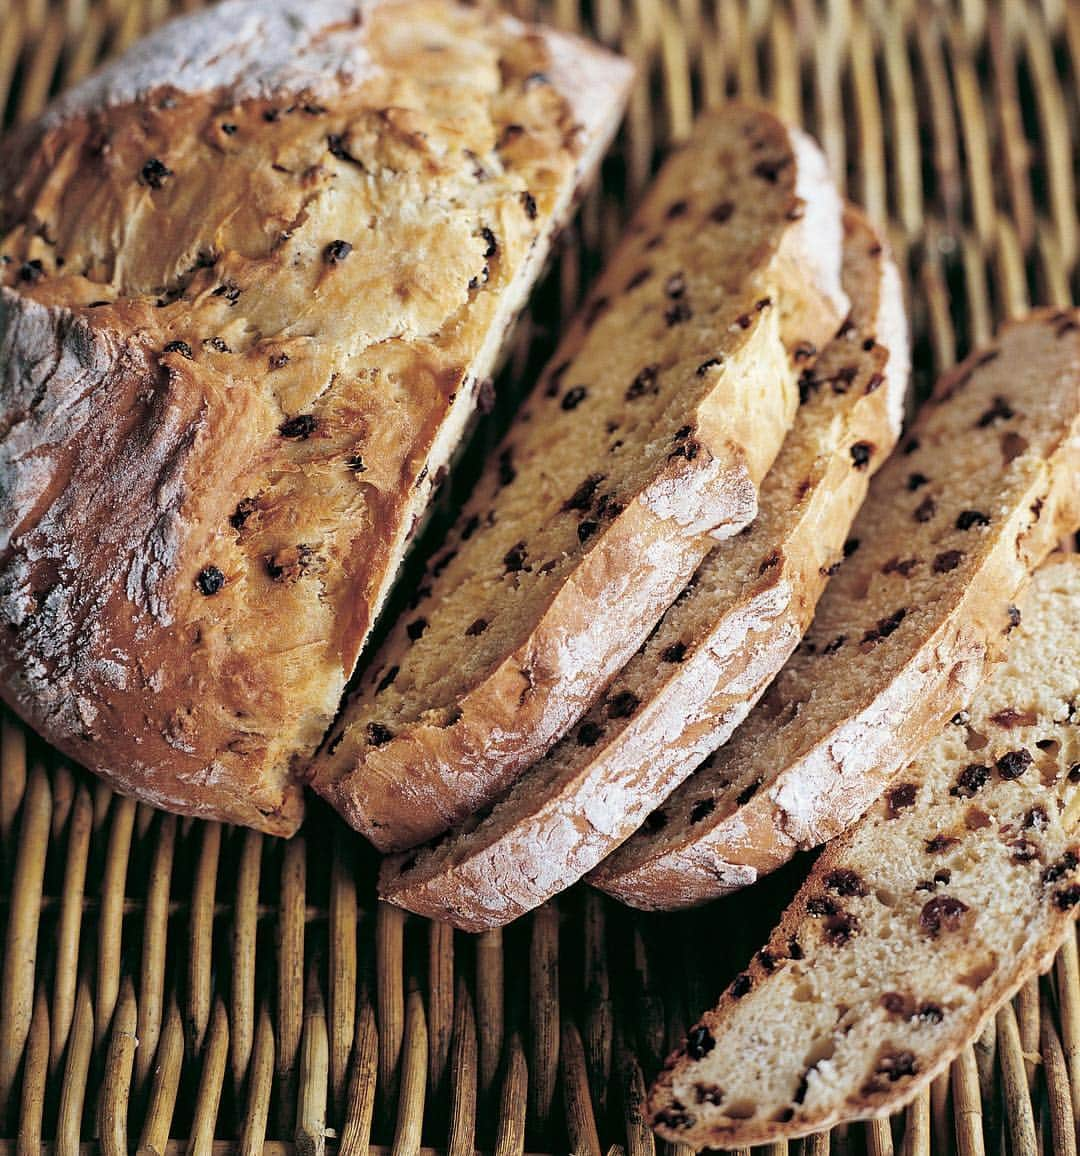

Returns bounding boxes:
[650,555,1080,1148]
[0,0,632,832]
[379,206,908,929]
[594,310,1080,907]
[315,104,848,851]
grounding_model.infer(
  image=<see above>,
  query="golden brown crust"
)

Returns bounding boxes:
[314,104,848,852]
[0,0,632,832]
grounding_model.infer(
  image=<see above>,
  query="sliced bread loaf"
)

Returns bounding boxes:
[0,0,632,833]
[650,554,1080,1148]
[379,206,908,929]
[313,104,848,851]
[593,309,1080,907]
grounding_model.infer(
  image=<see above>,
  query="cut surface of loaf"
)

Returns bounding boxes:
[379,206,908,929]
[593,310,1080,907]
[0,0,632,833]
[650,555,1080,1148]
[314,104,849,852]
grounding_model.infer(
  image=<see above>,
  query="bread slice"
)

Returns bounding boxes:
[313,104,849,851]
[378,206,907,928]
[592,310,1080,907]
[650,554,1080,1148]
[0,0,632,834]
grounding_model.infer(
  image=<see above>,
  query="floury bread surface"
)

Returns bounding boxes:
[650,556,1080,1148]
[315,104,849,852]
[594,310,1080,907]
[0,0,632,832]
[378,206,907,929]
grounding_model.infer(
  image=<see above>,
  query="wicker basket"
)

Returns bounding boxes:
[1,0,1078,1152]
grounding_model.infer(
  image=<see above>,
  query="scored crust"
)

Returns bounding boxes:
[314,104,849,853]
[594,309,1080,908]
[0,0,632,833]
[650,555,1080,1148]
[378,206,908,930]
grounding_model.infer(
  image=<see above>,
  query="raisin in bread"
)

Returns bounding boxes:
[378,206,908,929]
[0,0,632,833]
[650,555,1080,1148]
[314,104,849,852]
[593,310,1080,907]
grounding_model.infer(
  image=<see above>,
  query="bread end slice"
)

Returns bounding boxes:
[650,554,1080,1148]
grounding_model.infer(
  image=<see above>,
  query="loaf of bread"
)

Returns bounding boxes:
[378,206,908,928]
[593,310,1080,907]
[0,0,632,833]
[650,554,1080,1148]
[314,104,849,852]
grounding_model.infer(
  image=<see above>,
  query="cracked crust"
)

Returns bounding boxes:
[650,556,1080,1148]
[0,0,632,832]
[314,104,848,853]
[378,206,908,930]
[595,310,1080,908]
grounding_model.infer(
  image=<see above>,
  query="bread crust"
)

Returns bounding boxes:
[0,0,632,832]
[378,207,908,929]
[649,555,1080,1148]
[315,104,848,852]
[595,309,1080,907]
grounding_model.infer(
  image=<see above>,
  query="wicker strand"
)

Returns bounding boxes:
[376,904,406,1122]
[951,1045,985,1156]
[1055,933,1080,1121]
[277,836,307,1134]
[1041,990,1078,1156]
[998,1002,1038,1155]
[16,985,48,1156]
[231,828,262,1098]
[296,961,330,1156]
[55,975,94,1156]
[583,891,614,1118]
[98,974,138,1156]
[137,812,177,1095]
[446,976,477,1156]
[187,823,222,1057]
[494,1032,528,1156]
[237,1002,275,1156]
[338,1001,378,1155]
[0,763,50,1125]
[561,1017,602,1156]
[475,927,504,1111]
[328,827,358,1122]
[0,715,26,881]
[529,902,560,1129]
[187,997,230,1155]
[137,993,184,1156]
[427,919,454,1107]
[391,987,428,1156]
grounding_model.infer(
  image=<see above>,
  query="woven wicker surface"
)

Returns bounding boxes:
[1,0,1079,1152]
